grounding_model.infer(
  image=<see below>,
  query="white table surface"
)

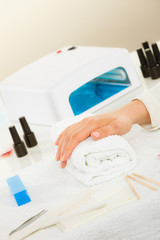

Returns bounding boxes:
[1,42,160,240]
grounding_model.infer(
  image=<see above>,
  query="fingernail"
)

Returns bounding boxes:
[61,155,65,162]
[92,131,100,138]
[56,152,60,161]
[61,161,66,168]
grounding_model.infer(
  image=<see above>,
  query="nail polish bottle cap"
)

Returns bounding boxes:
[142,41,150,50]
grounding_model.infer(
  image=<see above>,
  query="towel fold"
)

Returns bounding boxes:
[51,115,137,186]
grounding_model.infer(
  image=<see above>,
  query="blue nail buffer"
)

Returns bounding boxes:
[6,175,31,206]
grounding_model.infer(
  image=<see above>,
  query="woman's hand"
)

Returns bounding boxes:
[55,100,151,168]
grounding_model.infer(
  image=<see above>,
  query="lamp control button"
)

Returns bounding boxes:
[68,46,77,51]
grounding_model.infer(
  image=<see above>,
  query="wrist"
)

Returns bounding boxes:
[120,100,151,125]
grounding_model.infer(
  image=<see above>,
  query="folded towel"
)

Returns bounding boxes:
[51,115,137,186]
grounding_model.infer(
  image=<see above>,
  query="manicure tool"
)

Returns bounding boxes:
[9,191,106,240]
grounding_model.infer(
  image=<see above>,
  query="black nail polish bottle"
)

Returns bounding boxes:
[19,116,38,148]
[9,126,28,157]
[145,49,160,79]
[136,48,150,78]
[151,43,160,66]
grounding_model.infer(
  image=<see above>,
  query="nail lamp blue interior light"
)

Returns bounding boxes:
[69,67,130,115]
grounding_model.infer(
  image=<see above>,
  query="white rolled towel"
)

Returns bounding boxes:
[51,115,137,187]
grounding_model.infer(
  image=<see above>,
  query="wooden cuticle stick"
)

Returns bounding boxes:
[127,175,158,191]
[125,176,140,200]
[133,173,160,186]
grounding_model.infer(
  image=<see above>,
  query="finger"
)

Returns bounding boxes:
[56,142,62,161]
[91,120,120,140]
[56,123,82,161]
[54,123,77,145]
[61,160,67,169]
[55,131,65,146]
[60,132,73,157]
[56,132,68,161]
[55,116,98,146]
[60,123,95,163]
[58,117,101,163]
[61,139,79,167]
[60,123,87,160]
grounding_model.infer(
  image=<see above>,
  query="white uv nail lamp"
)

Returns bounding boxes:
[0,46,142,125]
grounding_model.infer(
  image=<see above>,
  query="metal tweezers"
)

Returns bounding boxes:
[9,209,47,236]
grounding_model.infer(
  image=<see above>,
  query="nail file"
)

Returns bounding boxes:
[6,175,31,206]
[58,188,135,231]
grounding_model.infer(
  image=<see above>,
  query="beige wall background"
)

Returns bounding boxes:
[0,0,160,82]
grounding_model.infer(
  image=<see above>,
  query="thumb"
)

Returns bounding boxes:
[91,121,119,140]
